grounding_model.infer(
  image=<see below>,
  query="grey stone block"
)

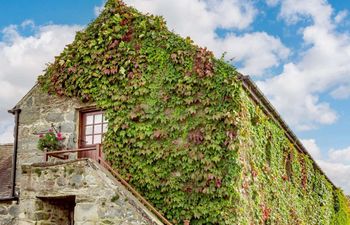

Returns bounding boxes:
[45,112,64,123]
[8,206,19,217]
[0,206,7,215]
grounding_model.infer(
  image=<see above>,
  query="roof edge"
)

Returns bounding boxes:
[12,83,39,110]
[237,73,336,188]
[0,143,13,147]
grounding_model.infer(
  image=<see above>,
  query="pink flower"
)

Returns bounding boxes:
[215,179,222,188]
[207,174,214,181]
[56,132,64,141]
[39,134,43,138]
[48,129,53,132]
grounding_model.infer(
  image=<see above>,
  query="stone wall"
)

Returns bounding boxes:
[0,144,18,225]
[0,144,13,198]
[0,201,19,225]
[15,85,92,186]
[18,159,162,225]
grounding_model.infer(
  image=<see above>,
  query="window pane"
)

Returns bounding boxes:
[85,125,93,135]
[86,115,93,125]
[103,123,108,133]
[94,125,102,134]
[94,134,102,144]
[95,114,102,123]
[81,111,108,147]
[85,136,93,145]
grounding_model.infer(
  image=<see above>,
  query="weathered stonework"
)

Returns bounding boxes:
[0,201,19,225]
[0,144,18,225]
[17,159,162,225]
[15,85,92,185]
[0,144,13,198]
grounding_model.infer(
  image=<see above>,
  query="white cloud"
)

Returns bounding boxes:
[205,0,257,30]
[216,32,289,76]
[318,160,350,194]
[335,10,348,24]
[124,0,289,76]
[0,122,14,144]
[0,22,82,143]
[126,0,257,32]
[21,20,35,29]
[258,0,350,130]
[94,1,106,16]
[265,0,280,7]
[331,85,350,99]
[278,0,333,28]
[329,146,350,164]
[301,139,322,159]
[302,139,350,194]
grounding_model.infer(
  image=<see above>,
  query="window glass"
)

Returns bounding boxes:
[95,114,102,123]
[85,136,93,145]
[86,115,93,125]
[94,125,102,134]
[94,134,102,144]
[81,111,108,147]
[85,126,93,135]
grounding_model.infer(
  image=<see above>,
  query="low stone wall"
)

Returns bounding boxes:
[0,201,19,225]
[18,159,162,225]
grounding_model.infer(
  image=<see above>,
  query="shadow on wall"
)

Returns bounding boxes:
[36,195,75,225]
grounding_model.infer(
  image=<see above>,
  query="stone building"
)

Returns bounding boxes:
[1,0,350,224]
[0,85,166,224]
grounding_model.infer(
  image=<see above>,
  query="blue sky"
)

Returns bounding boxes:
[0,0,349,193]
[0,1,99,27]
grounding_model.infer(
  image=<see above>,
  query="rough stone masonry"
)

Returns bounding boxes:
[14,159,162,224]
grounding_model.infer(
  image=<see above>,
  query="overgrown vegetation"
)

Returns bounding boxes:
[38,0,350,224]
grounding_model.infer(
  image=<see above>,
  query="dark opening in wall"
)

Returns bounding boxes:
[36,195,75,225]
[265,135,272,166]
[286,152,293,182]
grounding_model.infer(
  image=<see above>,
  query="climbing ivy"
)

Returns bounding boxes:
[38,0,350,224]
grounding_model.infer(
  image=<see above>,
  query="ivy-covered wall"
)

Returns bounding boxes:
[38,0,350,224]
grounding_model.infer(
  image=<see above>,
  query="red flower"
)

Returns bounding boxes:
[282,175,288,181]
[262,204,271,221]
[39,134,43,138]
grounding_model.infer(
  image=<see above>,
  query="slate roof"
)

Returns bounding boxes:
[0,144,13,198]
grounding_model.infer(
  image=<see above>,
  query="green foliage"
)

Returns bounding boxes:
[38,0,350,224]
[332,189,350,225]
